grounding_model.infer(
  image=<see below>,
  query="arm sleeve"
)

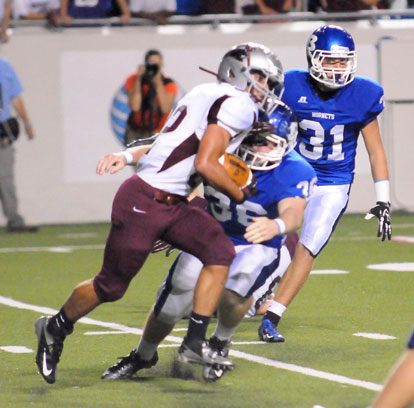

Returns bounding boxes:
[275,160,317,202]
[361,81,385,127]
[7,62,23,98]
[208,95,256,138]
[124,73,137,91]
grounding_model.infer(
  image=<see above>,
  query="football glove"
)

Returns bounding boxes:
[236,173,257,204]
[365,201,392,241]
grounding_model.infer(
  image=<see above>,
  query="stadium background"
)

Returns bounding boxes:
[0,19,413,226]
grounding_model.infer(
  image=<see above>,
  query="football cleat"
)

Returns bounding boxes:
[202,336,234,382]
[178,338,234,368]
[34,316,65,384]
[258,319,285,343]
[101,349,158,380]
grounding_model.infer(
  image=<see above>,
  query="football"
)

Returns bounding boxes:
[219,153,252,188]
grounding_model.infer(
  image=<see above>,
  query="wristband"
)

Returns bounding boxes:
[121,151,134,164]
[374,179,390,203]
[274,218,286,235]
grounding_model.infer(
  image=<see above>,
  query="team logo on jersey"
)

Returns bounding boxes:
[298,96,308,104]
[312,112,335,120]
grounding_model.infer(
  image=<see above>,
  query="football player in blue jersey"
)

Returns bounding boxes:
[372,328,414,408]
[98,103,317,382]
[258,25,392,342]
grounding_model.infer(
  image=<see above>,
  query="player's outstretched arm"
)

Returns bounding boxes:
[96,145,151,175]
[244,197,306,244]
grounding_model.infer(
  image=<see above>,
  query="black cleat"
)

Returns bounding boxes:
[178,337,233,368]
[34,316,65,384]
[101,349,158,379]
[202,336,233,382]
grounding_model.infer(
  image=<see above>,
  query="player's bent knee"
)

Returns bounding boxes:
[93,275,129,303]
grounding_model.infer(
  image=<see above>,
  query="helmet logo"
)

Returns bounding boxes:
[307,35,318,53]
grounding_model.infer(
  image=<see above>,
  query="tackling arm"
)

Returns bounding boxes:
[244,196,306,244]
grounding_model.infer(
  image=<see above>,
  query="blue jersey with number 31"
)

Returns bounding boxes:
[282,70,384,185]
[204,150,316,248]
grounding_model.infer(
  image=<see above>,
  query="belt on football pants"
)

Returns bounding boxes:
[154,189,187,205]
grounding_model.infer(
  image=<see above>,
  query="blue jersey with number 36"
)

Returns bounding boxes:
[282,70,384,185]
[204,150,316,248]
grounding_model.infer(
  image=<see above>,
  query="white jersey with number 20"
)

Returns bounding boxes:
[137,82,258,196]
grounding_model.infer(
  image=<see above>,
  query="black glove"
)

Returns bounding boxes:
[365,201,392,241]
[151,240,176,257]
[236,173,257,204]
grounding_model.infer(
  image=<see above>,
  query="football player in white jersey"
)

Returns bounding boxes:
[97,103,317,382]
[257,25,392,342]
[34,43,285,385]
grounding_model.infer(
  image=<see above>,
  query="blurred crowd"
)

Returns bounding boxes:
[0,0,413,42]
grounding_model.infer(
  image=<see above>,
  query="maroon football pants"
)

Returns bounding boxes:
[94,175,235,302]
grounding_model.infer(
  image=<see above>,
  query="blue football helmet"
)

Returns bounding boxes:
[306,25,357,89]
[236,102,297,171]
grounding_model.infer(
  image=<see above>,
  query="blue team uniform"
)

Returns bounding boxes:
[154,150,316,323]
[205,149,316,249]
[282,69,384,185]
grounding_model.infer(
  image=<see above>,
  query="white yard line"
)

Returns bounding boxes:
[0,295,382,392]
[0,244,105,253]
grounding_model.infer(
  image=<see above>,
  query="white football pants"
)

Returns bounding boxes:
[299,184,351,257]
[154,243,287,324]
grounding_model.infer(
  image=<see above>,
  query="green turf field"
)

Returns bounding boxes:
[0,213,413,408]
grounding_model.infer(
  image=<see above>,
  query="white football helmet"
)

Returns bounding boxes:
[218,43,284,115]
[236,102,297,171]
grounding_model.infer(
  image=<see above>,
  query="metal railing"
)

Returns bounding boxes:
[13,8,414,29]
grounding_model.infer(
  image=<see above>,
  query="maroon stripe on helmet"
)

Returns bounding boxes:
[207,95,231,125]
[246,43,251,67]
[158,132,200,173]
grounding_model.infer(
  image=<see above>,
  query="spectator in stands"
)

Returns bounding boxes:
[129,0,176,24]
[124,49,177,145]
[201,0,235,13]
[176,0,201,15]
[323,0,390,11]
[13,0,59,20]
[0,0,11,42]
[236,0,301,14]
[59,0,130,25]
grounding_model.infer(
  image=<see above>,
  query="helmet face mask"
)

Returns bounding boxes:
[218,42,284,114]
[307,25,357,90]
[236,102,297,171]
